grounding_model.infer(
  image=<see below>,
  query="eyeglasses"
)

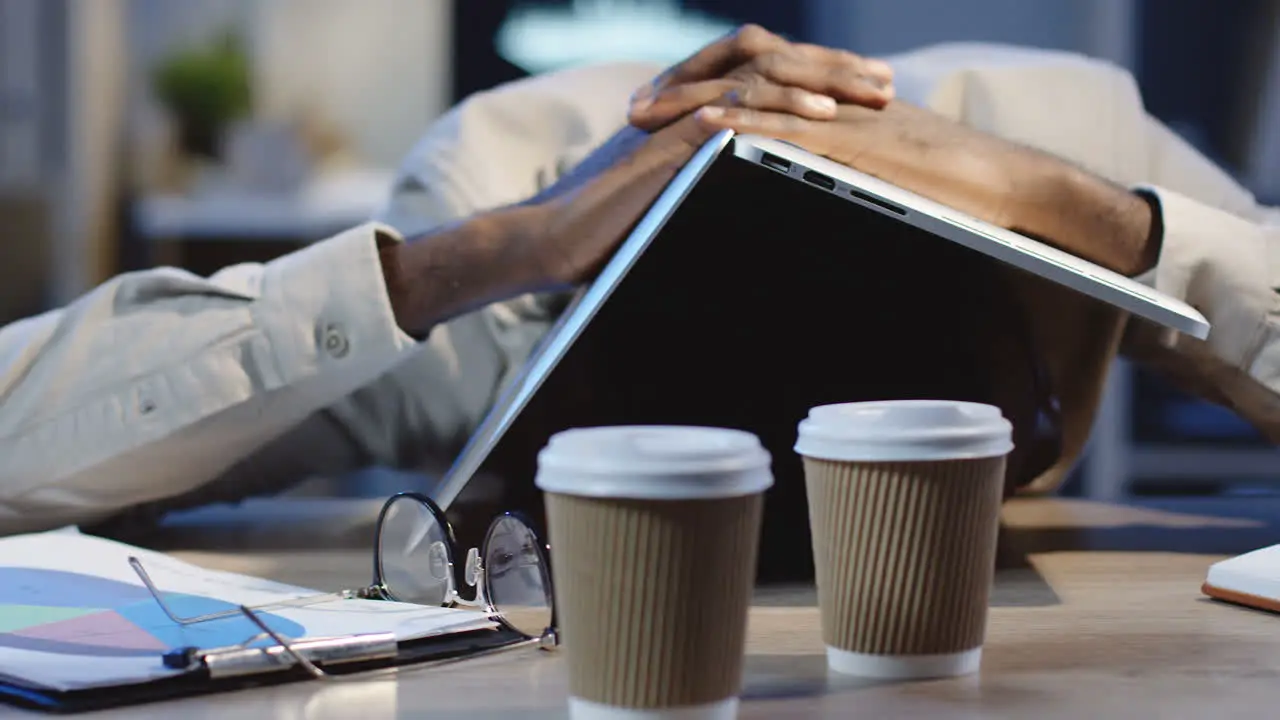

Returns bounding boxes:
[128,492,558,677]
[369,492,557,645]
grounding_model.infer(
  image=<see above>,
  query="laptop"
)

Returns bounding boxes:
[733,134,1208,340]
[432,130,1209,575]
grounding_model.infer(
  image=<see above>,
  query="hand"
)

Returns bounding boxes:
[692,100,1158,274]
[386,116,720,335]
[531,115,717,286]
[526,25,903,286]
[628,24,894,132]
[385,29,900,335]
[696,100,1022,227]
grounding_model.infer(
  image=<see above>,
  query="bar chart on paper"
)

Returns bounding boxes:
[0,567,305,658]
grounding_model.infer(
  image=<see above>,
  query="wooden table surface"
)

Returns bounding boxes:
[10,498,1280,719]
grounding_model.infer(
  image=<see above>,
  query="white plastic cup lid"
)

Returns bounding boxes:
[794,400,1013,462]
[535,425,774,500]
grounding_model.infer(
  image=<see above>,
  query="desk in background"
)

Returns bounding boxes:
[125,169,395,277]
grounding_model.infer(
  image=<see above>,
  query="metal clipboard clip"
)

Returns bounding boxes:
[162,609,399,681]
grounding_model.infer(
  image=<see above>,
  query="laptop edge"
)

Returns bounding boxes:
[432,130,736,509]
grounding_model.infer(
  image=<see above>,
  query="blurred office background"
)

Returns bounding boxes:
[2,0,1278,508]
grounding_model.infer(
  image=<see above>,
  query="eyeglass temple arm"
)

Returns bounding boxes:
[236,606,328,679]
[128,556,242,626]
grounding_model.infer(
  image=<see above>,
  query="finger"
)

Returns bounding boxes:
[629,78,739,130]
[630,24,787,106]
[693,105,826,151]
[629,77,838,131]
[789,43,894,85]
[743,51,894,108]
[726,77,838,118]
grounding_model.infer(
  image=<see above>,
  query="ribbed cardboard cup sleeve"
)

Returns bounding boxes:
[546,493,763,710]
[802,457,1005,662]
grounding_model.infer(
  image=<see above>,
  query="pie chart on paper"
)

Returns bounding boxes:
[0,567,305,658]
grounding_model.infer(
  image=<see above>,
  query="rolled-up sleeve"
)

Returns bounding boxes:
[1134,185,1280,388]
[1122,185,1280,436]
[1105,103,1280,437]
[0,222,416,529]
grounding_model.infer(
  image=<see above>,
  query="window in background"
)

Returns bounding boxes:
[1136,0,1268,178]
[0,0,42,192]
[0,0,50,325]
[1235,1,1280,204]
[0,0,64,324]
[495,0,735,76]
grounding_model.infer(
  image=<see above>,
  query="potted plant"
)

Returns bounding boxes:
[151,31,252,160]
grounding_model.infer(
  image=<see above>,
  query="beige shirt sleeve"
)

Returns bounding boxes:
[322,62,658,465]
[0,61,657,532]
[1128,118,1280,433]
[889,43,1280,433]
[0,223,417,532]
[377,61,662,237]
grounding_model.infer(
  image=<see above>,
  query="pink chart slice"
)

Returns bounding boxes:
[11,609,168,651]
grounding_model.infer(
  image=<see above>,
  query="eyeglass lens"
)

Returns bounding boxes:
[376,495,555,640]
[376,496,453,606]
[481,515,553,639]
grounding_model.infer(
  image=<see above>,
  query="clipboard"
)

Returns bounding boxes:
[0,531,540,714]
[0,625,527,714]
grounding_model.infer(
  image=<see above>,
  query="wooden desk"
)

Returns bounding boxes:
[16,499,1280,718]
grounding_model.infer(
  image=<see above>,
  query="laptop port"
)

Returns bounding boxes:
[802,170,836,191]
[849,188,906,216]
[760,153,791,173]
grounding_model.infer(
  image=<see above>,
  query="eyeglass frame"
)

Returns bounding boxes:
[363,491,559,648]
[128,491,559,652]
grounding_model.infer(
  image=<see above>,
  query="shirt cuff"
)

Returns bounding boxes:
[255,221,417,390]
[1130,184,1276,375]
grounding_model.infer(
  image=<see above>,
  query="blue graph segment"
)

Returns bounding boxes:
[118,592,304,650]
[0,567,306,658]
[0,568,153,607]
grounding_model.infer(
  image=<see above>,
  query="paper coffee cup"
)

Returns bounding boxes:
[536,426,773,720]
[794,401,1012,680]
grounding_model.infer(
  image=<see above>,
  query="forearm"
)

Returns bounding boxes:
[1007,149,1160,276]
[381,203,551,335]
[833,101,1157,276]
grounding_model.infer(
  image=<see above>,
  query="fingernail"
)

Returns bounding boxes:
[630,84,655,104]
[697,106,724,120]
[807,94,837,113]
